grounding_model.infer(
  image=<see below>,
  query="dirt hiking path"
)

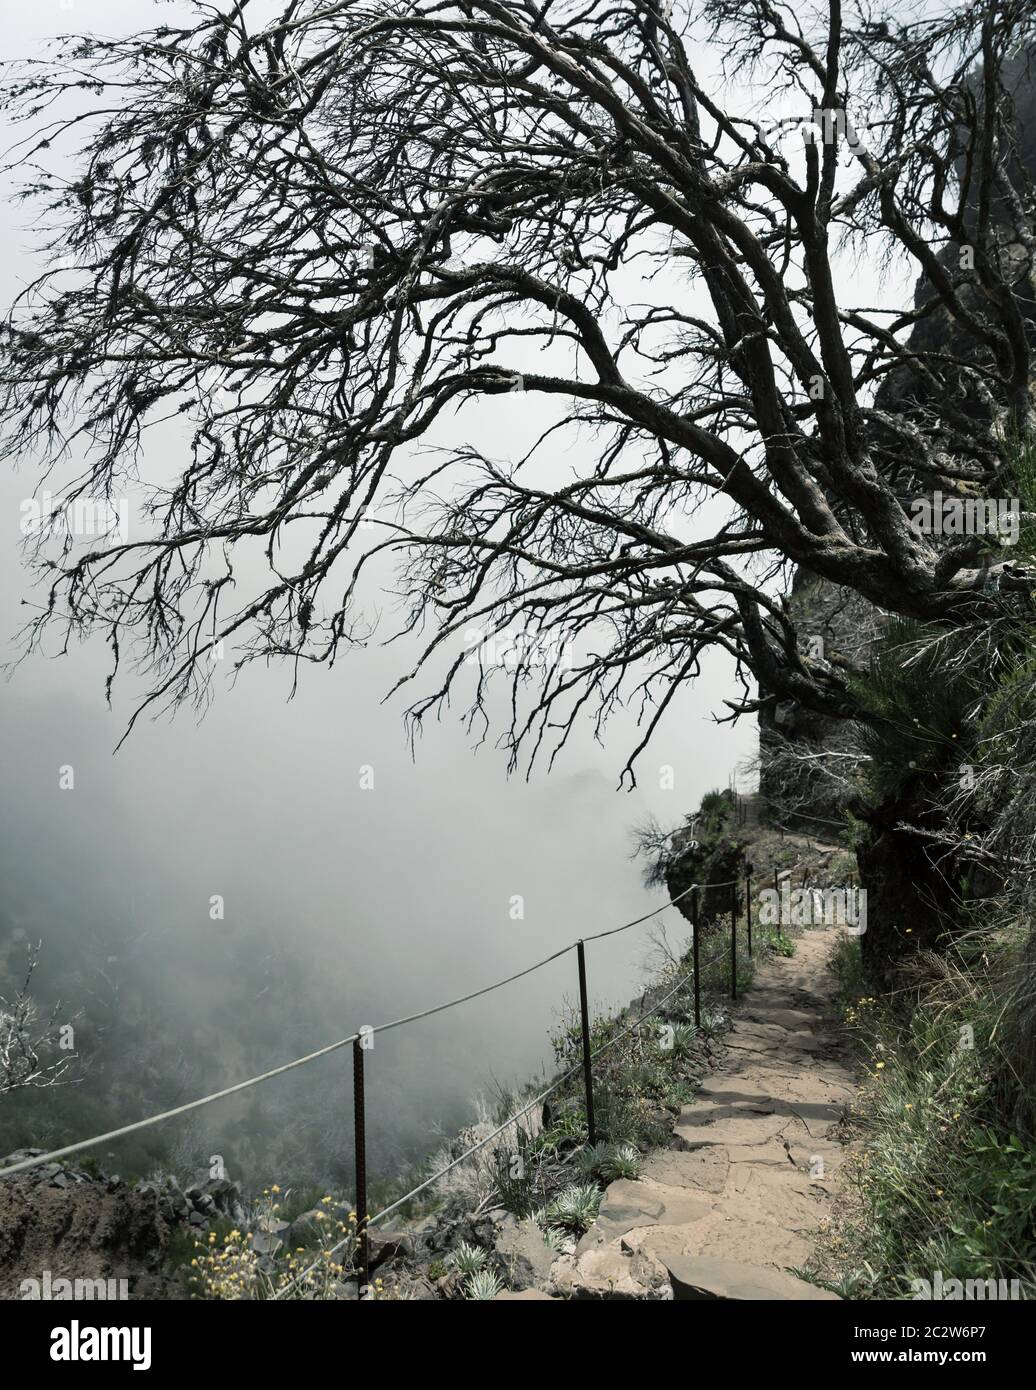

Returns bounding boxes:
[546,927,857,1300]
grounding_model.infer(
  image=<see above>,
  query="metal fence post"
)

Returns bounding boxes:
[773,867,780,933]
[353,1037,369,1300]
[691,885,701,1031]
[746,870,753,956]
[730,880,737,1001]
[576,941,597,1146]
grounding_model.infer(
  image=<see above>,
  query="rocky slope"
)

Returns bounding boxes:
[0,1157,249,1299]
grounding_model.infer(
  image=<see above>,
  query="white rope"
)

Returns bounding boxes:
[0,1031,362,1178]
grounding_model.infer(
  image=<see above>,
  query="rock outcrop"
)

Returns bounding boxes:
[0,1151,246,1300]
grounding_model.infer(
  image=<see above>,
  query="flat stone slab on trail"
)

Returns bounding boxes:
[579,1179,713,1248]
[737,1006,816,1030]
[663,1254,840,1301]
[673,1110,792,1150]
[640,1148,730,1194]
[692,1078,780,1109]
[629,1210,816,1271]
[550,1245,673,1300]
[724,1022,827,1055]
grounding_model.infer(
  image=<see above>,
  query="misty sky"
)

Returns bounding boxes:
[0,2,905,1182]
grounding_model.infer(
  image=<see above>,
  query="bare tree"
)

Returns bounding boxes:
[3,0,1036,970]
[0,943,76,1097]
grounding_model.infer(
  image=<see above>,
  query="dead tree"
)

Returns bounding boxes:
[3,0,1036,974]
[0,943,76,1097]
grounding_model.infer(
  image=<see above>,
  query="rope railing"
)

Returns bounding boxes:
[0,869,759,1301]
[274,957,704,1300]
[373,955,705,1230]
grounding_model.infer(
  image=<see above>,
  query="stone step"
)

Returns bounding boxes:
[672,1110,795,1150]
[641,1148,730,1194]
[661,1254,840,1300]
[631,1211,816,1270]
[577,1178,713,1249]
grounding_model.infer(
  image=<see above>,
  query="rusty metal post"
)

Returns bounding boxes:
[730,880,738,1001]
[576,941,597,1146]
[691,886,701,1031]
[353,1037,370,1300]
[746,870,753,956]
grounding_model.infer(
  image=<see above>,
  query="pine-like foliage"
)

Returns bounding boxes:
[848,619,985,802]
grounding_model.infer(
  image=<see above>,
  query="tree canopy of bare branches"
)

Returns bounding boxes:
[3,0,1036,777]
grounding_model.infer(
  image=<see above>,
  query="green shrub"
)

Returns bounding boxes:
[575,1140,641,1182]
[545,1183,602,1235]
[846,617,983,802]
[825,934,1036,1298]
[829,932,865,999]
[447,1241,488,1276]
[762,928,796,958]
[464,1269,503,1300]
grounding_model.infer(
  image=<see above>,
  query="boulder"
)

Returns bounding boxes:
[195,1177,245,1221]
[161,1185,190,1221]
[492,1214,555,1291]
[550,1245,672,1300]
[579,1179,712,1249]
[285,1208,330,1246]
[405,1275,438,1301]
[369,1229,413,1272]
[250,1229,285,1256]
[1,1148,44,1164]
